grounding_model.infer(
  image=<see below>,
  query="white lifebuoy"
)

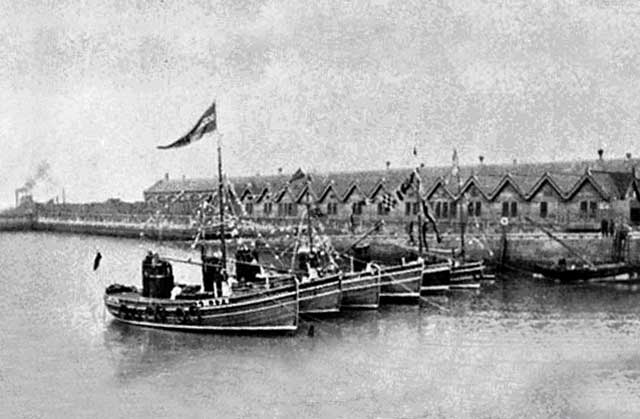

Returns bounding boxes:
[500,217,509,226]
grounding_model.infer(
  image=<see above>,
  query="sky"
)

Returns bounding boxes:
[1,0,640,207]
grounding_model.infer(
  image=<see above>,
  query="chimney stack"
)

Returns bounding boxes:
[626,152,632,160]
[597,148,604,160]
[164,173,169,181]
[479,155,484,165]
[386,161,391,170]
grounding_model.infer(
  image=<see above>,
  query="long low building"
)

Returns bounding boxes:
[143,156,640,232]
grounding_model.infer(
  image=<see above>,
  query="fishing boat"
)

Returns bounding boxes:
[290,246,343,314]
[340,244,381,309]
[104,101,299,333]
[341,269,381,308]
[104,252,299,332]
[520,216,638,283]
[449,260,484,289]
[530,260,636,283]
[420,261,451,293]
[378,258,424,300]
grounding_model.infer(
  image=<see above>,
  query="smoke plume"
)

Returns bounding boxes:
[22,160,52,192]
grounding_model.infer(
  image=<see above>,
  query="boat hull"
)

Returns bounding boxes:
[450,260,484,290]
[533,262,636,283]
[341,270,381,309]
[379,260,423,300]
[298,273,342,314]
[421,262,451,294]
[104,282,299,333]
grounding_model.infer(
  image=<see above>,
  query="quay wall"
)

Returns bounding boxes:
[1,213,638,265]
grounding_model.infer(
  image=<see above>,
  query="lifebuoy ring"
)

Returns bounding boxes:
[500,217,509,226]
[119,304,129,319]
[175,307,188,324]
[145,306,154,320]
[154,306,167,322]
[189,305,202,324]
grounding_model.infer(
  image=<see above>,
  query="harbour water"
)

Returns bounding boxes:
[2,232,640,418]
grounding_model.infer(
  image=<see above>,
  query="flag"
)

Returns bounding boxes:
[289,168,307,183]
[93,251,102,271]
[451,148,460,178]
[421,199,441,242]
[157,101,217,149]
[381,192,398,211]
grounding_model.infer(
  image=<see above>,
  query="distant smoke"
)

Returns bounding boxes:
[22,160,52,192]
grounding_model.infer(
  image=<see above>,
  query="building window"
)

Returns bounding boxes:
[435,202,441,218]
[352,201,364,215]
[441,202,449,219]
[245,202,253,215]
[277,203,285,216]
[580,201,597,219]
[327,202,338,215]
[450,201,457,218]
[263,202,272,215]
[405,202,412,216]
[286,203,297,216]
[503,202,517,217]
[475,202,481,217]
[539,201,548,218]
[377,202,389,215]
[580,201,588,218]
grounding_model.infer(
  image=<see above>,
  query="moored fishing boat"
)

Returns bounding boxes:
[292,247,342,314]
[379,259,424,300]
[449,260,484,290]
[530,261,636,283]
[421,261,451,294]
[341,269,381,309]
[339,243,381,309]
[104,253,299,332]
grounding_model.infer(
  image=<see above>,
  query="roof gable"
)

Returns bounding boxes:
[526,174,564,200]
[566,174,609,201]
[489,175,526,201]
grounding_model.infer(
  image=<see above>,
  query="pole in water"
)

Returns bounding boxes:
[307,324,315,337]
[93,250,102,271]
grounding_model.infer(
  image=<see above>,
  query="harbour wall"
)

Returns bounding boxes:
[1,213,637,265]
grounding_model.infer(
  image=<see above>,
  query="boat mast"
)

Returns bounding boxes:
[415,169,423,255]
[457,163,465,261]
[306,176,313,252]
[217,133,227,269]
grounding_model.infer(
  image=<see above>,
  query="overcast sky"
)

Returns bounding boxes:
[1,0,640,207]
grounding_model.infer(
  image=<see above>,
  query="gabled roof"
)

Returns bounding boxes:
[342,182,367,202]
[525,173,564,200]
[565,173,610,201]
[459,176,490,200]
[424,177,455,200]
[488,174,527,201]
[145,157,640,204]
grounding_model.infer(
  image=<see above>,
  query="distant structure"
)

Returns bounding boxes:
[144,155,640,231]
[15,187,32,208]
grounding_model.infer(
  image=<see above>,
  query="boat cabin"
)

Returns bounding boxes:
[142,253,174,299]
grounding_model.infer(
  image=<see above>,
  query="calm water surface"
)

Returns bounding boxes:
[2,232,640,418]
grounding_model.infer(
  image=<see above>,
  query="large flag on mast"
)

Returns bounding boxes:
[157,101,217,149]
